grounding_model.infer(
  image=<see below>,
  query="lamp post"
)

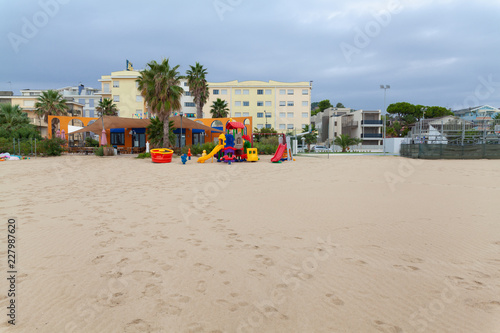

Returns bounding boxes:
[380,85,390,155]
[264,110,268,128]
[179,112,184,149]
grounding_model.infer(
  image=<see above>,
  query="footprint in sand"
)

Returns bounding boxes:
[215,299,239,312]
[124,319,152,333]
[185,322,204,333]
[255,254,275,266]
[156,300,182,316]
[399,254,424,264]
[177,250,188,258]
[92,255,105,264]
[373,320,403,333]
[143,284,162,297]
[117,258,129,267]
[194,262,213,271]
[325,293,345,306]
[196,280,207,293]
[393,265,419,271]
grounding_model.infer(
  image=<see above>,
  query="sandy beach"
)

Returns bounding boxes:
[1,154,499,333]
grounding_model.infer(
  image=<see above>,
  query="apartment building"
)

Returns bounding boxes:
[203,80,311,133]
[312,107,383,146]
[57,85,101,118]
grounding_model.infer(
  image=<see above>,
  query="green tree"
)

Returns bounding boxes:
[424,106,453,118]
[0,104,40,139]
[336,102,345,108]
[210,98,229,118]
[302,124,318,150]
[311,102,319,110]
[186,62,209,118]
[137,58,184,148]
[386,102,416,123]
[34,90,68,135]
[96,98,118,116]
[334,134,362,152]
[253,127,277,142]
[494,113,500,120]
[146,117,176,148]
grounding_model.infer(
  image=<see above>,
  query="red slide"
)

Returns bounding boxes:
[271,144,286,162]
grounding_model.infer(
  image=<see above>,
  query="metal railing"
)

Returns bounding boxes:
[362,120,383,125]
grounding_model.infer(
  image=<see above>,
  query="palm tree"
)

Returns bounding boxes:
[96,98,118,116]
[146,117,176,148]
[210,98,229,118]
[334,134,362,152]
[137,58,184,148]
[0,104,28,130]
[34,90,68,136]
[302,124,318,151]
[186,62,209,118]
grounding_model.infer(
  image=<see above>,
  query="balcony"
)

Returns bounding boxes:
[342,120,358,128]
[361,120,383,125]
[362,133,382,138]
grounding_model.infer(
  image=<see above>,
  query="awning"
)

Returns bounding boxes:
[71,116,223,134]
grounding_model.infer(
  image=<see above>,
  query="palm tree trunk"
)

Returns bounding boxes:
[163,114,171,147]
[196,103,203,119]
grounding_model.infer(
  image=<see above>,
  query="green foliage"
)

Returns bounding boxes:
[253,127,277,142]
[253,142,278,155]
[387,102,453,125]
[186,62,209,118]
[334,134,362,152]
[137,152,151,159]
[210,98,229,118]
[0,103,41,139]
[318,100,333,112]
[85,137,99,147]
[96,98,118,116]
[94,146,104,156]
[181,141,217,155]
[146,117,176,148]
[494,113,500,120]
[302,124,318,149]
[336,102,345,108]
[311,102,319,110]
[34,90,68,123]
[40,137,66,156]
[424,106,454,118]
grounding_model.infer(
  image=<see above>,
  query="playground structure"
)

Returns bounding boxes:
[151,148,174,163]
[198,119,255,164]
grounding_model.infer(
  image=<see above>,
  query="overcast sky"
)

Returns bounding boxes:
[1,0,499,112]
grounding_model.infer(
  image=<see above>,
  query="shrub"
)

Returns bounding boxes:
[85,137,99,147]
[94,146,104,156]
[137,152,151,159]
[40,138,66,156]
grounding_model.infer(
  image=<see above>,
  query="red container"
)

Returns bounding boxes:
[150,148,174,163]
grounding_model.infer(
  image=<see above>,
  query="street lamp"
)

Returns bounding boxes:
[264,110,268,128]
[380,85,390,155]
[179,111,184,149]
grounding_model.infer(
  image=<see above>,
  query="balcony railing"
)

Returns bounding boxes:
[362,133,382,138]
[362,120,383,125]
[342,121,358,128]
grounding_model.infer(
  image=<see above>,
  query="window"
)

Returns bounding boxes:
[287,101,294,106]
[302,89,308,95]
[279,124,286,130]
[110,132,125,145]
[266,124,271,129]
[235,89,241,95]
[257,113,264,118]
[265,89,272,95]
[24,100,34,107]
[279,89,286,95]
[243,89,249,95]
[279,112,286,118]
[221,89,227,95]
[136,95,143,102]
[302,112,308,118]
[234,112,241,117]
[287,89,294,95]
[302,101,308,107]
[257,89,263,95]
[287,124,294,129]
[235,101,242,106]
[136,82,139,88]
[266,113,272,118]
[243,112,249,117]
[103,83,110,92]
[113,95,120,102]
[113,81,119,88]
[213,89,219,95]
[184,82,188,86]
[184,102,195,107]
[257,124,263,129]
[243,101,249,106]
[257,101,264,106]
[265,101,272,107]
[279,101,286,106]
[78,98,85,105]
[89,99,94,107]
[287,112,294,118]
[185,91,191,96]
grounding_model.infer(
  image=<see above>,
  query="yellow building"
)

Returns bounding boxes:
[97,70,146,119]
[203,80,312,133]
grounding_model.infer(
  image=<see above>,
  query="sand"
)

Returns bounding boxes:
[1,154,500,332]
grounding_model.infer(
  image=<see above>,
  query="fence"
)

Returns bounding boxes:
[400,143,500,159]
[0,138,39,156]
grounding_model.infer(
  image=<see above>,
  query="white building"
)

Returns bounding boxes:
[57,85,101,117]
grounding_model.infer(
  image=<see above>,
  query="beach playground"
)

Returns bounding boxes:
[1,154,500,332]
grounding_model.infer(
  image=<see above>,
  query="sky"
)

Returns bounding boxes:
[1,0,500,112]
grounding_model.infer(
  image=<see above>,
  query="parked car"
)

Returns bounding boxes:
[312,145,329,152]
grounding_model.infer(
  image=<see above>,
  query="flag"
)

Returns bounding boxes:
[126,60,134,71]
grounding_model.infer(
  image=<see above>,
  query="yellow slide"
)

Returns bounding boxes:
[197,144,224,163]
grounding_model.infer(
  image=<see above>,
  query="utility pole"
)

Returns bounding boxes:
[380,85,390,155]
